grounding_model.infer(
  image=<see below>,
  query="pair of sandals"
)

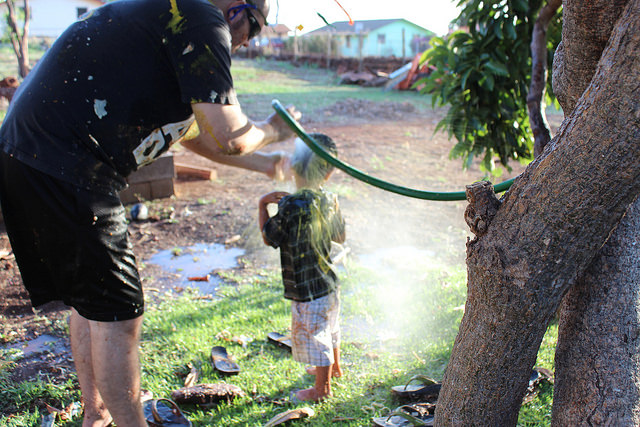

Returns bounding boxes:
[372,375,441,427]
[142,346,245,427]
[372,402,435,426]
[211,333,293,375]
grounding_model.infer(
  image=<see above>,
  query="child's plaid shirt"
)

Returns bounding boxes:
[263,188,345,302]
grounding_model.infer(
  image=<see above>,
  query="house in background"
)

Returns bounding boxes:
[305,19,434,59]
[0,0,105,40]
[257,23,291,50]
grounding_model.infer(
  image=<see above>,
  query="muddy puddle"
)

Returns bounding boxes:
[146,243,245,295]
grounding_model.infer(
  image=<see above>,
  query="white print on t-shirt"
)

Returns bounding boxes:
[133,115,195,167]
[94,99,108,119]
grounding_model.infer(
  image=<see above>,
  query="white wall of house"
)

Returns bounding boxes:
[0,0,104,39]
[29,0,103,38]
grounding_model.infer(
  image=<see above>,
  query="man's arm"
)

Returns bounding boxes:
[181,103,299,178]
[179,143,288,179]
[188,102,299,155]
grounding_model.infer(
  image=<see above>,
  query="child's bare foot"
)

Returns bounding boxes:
[305,366,342,378]
[295,387,331,402]
[332,365,343,378]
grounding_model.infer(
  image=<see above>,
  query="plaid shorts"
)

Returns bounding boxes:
[291,292,340,367]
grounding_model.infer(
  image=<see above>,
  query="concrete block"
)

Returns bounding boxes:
[119,153,175,204]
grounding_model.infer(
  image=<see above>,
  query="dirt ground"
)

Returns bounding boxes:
[0,98,551,393]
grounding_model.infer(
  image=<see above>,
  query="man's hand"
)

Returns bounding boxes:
[264,151,293,181]
[265,104,301,142]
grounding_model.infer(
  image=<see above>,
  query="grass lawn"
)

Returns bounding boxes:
[0,58,555,426]
[232,58,435,120]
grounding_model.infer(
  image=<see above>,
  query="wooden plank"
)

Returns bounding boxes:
[175,163,217,180]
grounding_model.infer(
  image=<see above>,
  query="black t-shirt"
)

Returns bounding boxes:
[0,0,237,195]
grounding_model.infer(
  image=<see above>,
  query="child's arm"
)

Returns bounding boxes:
[258,191,290,245]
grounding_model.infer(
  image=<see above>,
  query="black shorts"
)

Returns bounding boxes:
[0,152,144,321]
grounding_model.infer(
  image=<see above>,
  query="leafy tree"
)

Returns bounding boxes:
[1,0,30,78]
[418,0,561,174]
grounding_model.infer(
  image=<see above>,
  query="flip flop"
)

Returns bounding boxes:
[372,404,434,427]
[143,398,192,427]
[267,332,292,351]
[210,346,240,375]
[391,375,441,402]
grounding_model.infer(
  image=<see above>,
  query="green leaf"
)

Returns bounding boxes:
[513,0,529,14]
[493,21,504,40]
[484,60,509,76]
[504,20,517,39]
[460,68,472,89]
[479,74,495,91]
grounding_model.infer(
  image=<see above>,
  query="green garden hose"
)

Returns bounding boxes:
[272,99,514,201]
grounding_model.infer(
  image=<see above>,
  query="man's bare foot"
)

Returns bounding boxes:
[305,366,342,378]
[295,387,331,402]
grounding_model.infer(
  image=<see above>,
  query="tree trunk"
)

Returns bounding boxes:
[552,197,640,425]
[550,0,640,423]
[434,0,640,424]
[552,0,629,114]
[528,0,561,158]
[5,0,31,78]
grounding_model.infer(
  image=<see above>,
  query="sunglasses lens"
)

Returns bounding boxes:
[247,12,260,39]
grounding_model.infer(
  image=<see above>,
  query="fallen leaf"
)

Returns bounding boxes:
[264,407,315,427]
[184,363,199,387]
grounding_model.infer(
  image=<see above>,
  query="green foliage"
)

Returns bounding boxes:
[417,0,562,173]
[0,371,80,424]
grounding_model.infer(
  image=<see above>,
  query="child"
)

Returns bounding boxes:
[258,133,346,402]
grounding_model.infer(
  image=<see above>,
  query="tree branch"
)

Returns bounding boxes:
[528,0,561,157]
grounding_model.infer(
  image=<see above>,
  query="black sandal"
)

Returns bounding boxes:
[391,375,441,402]
[143,398,192,427]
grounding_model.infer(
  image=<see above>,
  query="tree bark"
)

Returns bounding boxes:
[553,197,640,425]
[434,0,640,423]
[552,0,629,114]
[550,0,640,423]
[528,0,561,158]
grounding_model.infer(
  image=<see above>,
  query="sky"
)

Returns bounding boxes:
[266,0,461,36]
